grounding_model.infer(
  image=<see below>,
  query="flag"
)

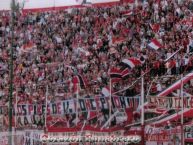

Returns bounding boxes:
[111,78,122,84]
[122,10,133,16]
[112,37,126,45]
[121,68,131,79]
[109,67,122,83]
[72,75,86,91]
[21,41,36,52]
[109,67,122,78]
[150,23,160,33]
[121,58,142,69]
[125,108,133,124]
[147,39,162,50]
[102,87,110,97]
[140,56,145,64]
[165,60,176,68]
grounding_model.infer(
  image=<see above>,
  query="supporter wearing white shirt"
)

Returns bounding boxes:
[190,79,193,87]
[161,0,168,10]
[156,82,162,92]
[184,55,189,65]
[187,36,193,53]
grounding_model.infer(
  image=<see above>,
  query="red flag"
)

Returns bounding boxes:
[150,23,160,33]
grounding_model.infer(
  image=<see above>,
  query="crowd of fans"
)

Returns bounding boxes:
[0,0,193,129]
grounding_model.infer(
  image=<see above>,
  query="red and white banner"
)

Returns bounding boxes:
[149,96,193,109]
[102,87,111,97]
[0,130,43,145]
[145,126,181,144]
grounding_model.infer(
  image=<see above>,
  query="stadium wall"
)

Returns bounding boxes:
[0,0,120,11]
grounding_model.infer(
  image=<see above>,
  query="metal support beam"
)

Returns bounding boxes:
[8,0,16,144]
[141,76,145,145]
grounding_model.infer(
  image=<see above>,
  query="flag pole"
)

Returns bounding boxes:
[45,85,48,133]
[141,76,145,145]
[180,74,184,145]
[15,88,18,129]
[76,84,79,126]
[9,0,16,144]
[109,78,112,126]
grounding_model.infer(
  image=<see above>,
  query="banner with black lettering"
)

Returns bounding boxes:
[0,106,7,115]
[149,96,193,109]
[2,96,140,116]
[23,130,43,145]
[16,115,45,127]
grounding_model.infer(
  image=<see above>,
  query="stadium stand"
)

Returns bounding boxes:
[0,0,192,140]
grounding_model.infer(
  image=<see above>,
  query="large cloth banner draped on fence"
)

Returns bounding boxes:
[0,96,140,116]
[149,96,193,109]
[145,125,182,145]
[0,130,43,145]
